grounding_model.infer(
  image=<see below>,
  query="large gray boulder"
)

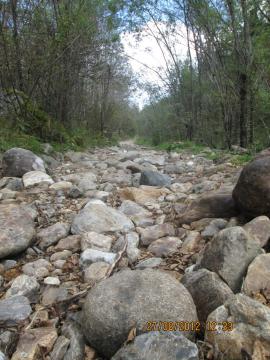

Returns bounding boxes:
[81,269,197,358]
[199,227,262,292]
[71,203,134,235]
[2,148,46,177]
[205,294,270,359]
[233,155,270,217]
[0,204,35,259]
[112,332,199,360]
[181,269,233,326]
[140,170,171,187]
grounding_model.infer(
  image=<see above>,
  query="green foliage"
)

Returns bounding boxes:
[230,154,253,166]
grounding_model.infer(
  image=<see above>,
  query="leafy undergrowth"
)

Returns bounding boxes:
[0,126,118,154]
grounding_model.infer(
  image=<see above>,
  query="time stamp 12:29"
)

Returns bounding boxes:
[144,321,234,332]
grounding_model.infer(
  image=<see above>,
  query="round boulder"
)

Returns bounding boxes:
[2,148,46,177]
[81,269,197,358]
[233,156,270,218]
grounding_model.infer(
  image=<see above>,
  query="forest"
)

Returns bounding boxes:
[1,0,270,152]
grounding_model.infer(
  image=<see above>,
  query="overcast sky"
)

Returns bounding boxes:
[121,21,195,108]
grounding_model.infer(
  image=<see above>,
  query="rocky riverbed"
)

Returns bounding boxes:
[0,141,269,359]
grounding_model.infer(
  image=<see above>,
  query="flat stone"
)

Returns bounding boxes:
[205,294,270,359]
[55,235,81,252]
[71,203,134,235]
[50,181,73,191]
[118,186,170,206]
[37,222,70,249]
[135,257,164,269]
[80,249,116,267]
[23,170,54,188]
[199,227,262,292]
[44,277,60,286]
[138,223,175,246]
[148,236,182,257]
[81,232,113,252]
[119,200,154,227]
[112,332,199,360]
[242,254,270,296]
[201,219,228,239]
[0,295,32,326]
[41,286,69,306]
[62,321,85,360]
[6,274,40,303]
[0,204,35,259]
[84,262,110,283]
[11,327,57,360]
[81,269,197,358]
[50,250,72,262]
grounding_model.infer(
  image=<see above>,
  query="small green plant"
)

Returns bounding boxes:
[230,154,253,166]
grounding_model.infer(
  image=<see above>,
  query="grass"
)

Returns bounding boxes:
[136,137,255,166]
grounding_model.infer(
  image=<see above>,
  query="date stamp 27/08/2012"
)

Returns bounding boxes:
[144,321,234,333]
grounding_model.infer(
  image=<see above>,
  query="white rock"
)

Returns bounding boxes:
[44,277,60,286]
[49,181,72,191]
[80,249,117,267]
[23,171,54,188]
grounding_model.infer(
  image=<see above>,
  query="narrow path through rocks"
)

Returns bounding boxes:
[0,142,270,359]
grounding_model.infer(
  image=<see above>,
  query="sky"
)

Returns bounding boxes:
[121,20,195,108]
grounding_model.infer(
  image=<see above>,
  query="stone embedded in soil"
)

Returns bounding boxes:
[50,335,70,360]
[84,262,110,283]
[55,235,81,253]
[81,269,197,358]
[119,200,154,227]
[139,170,171,186]
[22,259,51,278]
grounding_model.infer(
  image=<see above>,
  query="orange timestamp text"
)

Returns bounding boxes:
[144,321,234,332]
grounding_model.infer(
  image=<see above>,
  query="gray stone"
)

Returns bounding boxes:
[119,200,153,227]
[205,294,270,359]
[44,277,60,286]
[0,351,6,360]
[0,177,23,191]
[55,235,81,253]
[41,286,69,306]
[182,269,233,325]
[83,262,110,283]
[37,222,70,249]
[80,249,116,267]
[0,204,35,259]
[22,259,51,278]
[0,331,17,357]
[5,274,40,303]
[0,295,32,326]
[22,170,54,188]
[81,269,197,358]
[243,216,270,247]
[50,250,72,262]
[140,171,171,187]
[81,232,113,252]
[50,336,70,360]
[112,332,199,360]
[71,203,134,235]
[62,321,85,360]
[68,186,83,199]
[2,148,46,177]
[148,236,182,257]
[50,181,73,191]
[135,257,164,269]
[138,223,175,246]
[242,254,270,296]
[201,219,228,239]
[199,227,262,292]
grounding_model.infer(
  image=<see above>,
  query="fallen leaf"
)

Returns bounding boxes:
[126,327,136,343]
